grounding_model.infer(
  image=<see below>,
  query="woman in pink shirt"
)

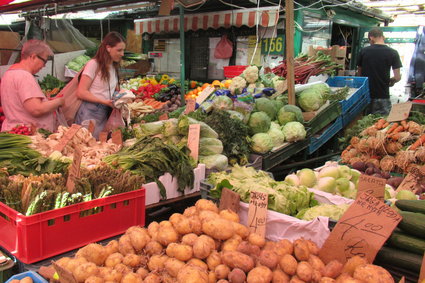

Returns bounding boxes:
[0,40,64,132]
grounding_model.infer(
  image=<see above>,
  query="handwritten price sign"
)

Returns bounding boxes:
[247,191,268,238]
[357,174,386,201]
[319,192,402,264]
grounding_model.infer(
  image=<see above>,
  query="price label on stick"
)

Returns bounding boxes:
[318,192,402,264]
[53,124,82,153]
[66,147,82,193]
[357,174,386,201]
[196,86,215,105]
[187,124,201,161]
[247,191,268,238]
[387,102,412,122]
[184,99,196,114]
[396,167,425,194]
[159,113,169,121]
[99,132,108,143]
[111,130,123,146]
[219,188,240,213]
[88,120,95,134]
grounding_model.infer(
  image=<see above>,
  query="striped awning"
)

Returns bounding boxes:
[134,6,280,34]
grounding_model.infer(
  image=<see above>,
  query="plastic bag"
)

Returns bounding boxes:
[103,108,125,133]
[59,70,83,126]
[214,35,233,59]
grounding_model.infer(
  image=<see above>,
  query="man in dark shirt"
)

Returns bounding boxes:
[357,27,402,115]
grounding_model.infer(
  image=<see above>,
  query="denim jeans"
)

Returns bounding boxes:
[75,101,111,139]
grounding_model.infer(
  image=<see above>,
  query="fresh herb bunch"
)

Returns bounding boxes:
[338,114,382,149]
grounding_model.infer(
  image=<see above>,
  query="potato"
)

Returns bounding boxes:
[247,266,273,283]
[232,223,250,239]
[183,206,198,217]
[228,268,247,283]
[207,251,222,270]
[259,250,279,269]
[289,275,306,283]
[279,254,298,276]
[147,254,168,272]
[305,239,319,255]
[312,269,322,282]
[9,280,20,283]
[73,262,98,283]
[272,269,290,283]
[323,260,343,279]
[335,273,364,283]
[147,221,159,240]
[219,209,240,223]
[104,240,119,257]
[84,276,104,283]
[121,272,143,283]
[161,273,175,283]
[264,241,277,251]
[208,271,217,283]
[188,258,209,271]
[65,257,88,274]
[143,273,161,283]
[214,264,231,279]
[319,277,336,283]
[98,267,122,282]
[193,235,215,259]
[157,226,179,246]
[353,264,394,283]
[177,265,209,283]
[76,243,107,266]
[145,241,163,256]
[119,234,136,255]
[199,210,220,222]
[222,237,241,252]
[55,256,72,268]
[308,255,325,274]
[248,233,266,248]
[159,220,173,228]
[123,254,143,268]
[342,256,368,276]
[170,213,193,235]
[114,263,132,275]
[20,277,33,283]
[221,251,255,273]
[237,241,261,257]
[293,239,310,261]
[135,267,149,279]
[127,229,150,251]
[195,199,219,213]
[189,216,203,235]
[217,280,229,283]
[105,252,124,268]
[166,243,193,261]
[164,258,186,277]
[296,261,313,282]
[276,239,293,257]
[182,233,199,246]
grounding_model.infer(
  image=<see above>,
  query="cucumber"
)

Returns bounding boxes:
[398,210,425,239]
[375,246,422,273]
[388,230,425,255]
[395,199,425,214]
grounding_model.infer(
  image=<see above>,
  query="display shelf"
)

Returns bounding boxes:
[341,95,371,127]
[304,100,342,136]
[327,76,370,114]
[308,116,343,154]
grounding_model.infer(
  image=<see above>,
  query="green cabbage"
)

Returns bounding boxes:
[277,110,296,125]
[296,204,349,221]
[267,128,285,147]
[298,88,325,112]
[199,154,228,171]
[162,118,178,137]
[282,105,304,122]
[281,121,306,142]
[226,110,244,121]
[178,116,219,138]
[213,96,233,110]
[255,98,277,120]
[251,133,274,153]
[138,121,164,136]
[199,138,223,155]
[248,111,271,134]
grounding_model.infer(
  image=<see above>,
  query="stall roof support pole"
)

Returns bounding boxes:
[179,5,186,105]
[286,0,296,105]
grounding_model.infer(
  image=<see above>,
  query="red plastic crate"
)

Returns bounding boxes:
[0,188,145,264]
[223,65,248,78]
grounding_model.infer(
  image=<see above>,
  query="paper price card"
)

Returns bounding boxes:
[396,166,425,194]
[219,188,240,213]
[111,130,123,146]
[247,191,268,238]
[66,147,82,193]
[419,252,425,283]
[319,192,402,264]
[187,124,201,161]
[159,113,169,121]
[196,86,215,105]
[53,124,82,153]
[184,99,196,114]
[53,261,77,283]
[88,120,95,134]
[387,102,412,122]
[357,174,386,201]
[99,132,108,143]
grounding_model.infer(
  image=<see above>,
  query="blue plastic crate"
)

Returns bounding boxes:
[6,271,48,283]
[342,95,371,127]
[327,76,370,114]
[308,116,343,154]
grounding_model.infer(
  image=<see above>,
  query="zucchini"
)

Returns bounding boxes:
[397,210,425,239]
[395,199,425,214]
[388,230,425,255]
[375,246,422,273]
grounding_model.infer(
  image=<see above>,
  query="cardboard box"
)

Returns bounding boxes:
[308,45,347,69]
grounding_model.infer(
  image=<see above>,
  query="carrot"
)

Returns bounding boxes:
[401,120,409,130]
[390,133,401,141]
[382,122,390,128]
[387,123,399,134]
[392,125,404,135]
[410,134,425,150]
[375,118,387,129]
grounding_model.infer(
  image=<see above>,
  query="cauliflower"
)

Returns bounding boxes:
[229,76,247,95]
[243,65,259,84]
[273,77,287,94]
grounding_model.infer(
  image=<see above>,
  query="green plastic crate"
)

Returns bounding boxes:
[304,101,342,136]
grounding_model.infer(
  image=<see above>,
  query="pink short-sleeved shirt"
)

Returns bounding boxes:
[0,69,55,132]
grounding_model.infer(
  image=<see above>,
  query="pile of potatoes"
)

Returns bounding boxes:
[53,199,394,283]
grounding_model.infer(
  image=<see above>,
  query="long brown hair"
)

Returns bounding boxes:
[94,31,125,82]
